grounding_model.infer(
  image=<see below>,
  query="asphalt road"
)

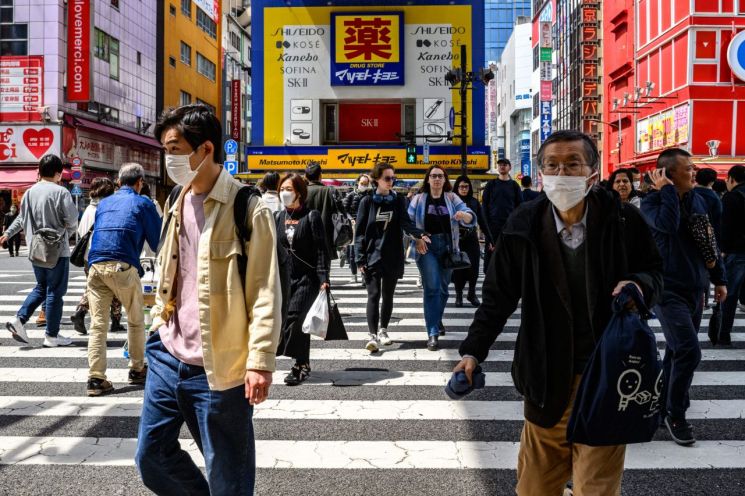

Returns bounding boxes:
[0,252,743,495]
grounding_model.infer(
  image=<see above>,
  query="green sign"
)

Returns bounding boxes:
[540,47,552,62]
[406,144,417,164]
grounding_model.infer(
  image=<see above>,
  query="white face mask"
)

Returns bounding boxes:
[358,184,371,192]
[541,172,597,212]
[633,181,640,190]
[164,150,206,187]
[280,190,296,207]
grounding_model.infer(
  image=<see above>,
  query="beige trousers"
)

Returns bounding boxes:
[516,377,626,496]
[87,261,145,380]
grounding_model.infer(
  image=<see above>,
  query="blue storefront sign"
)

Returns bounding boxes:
[540,101,552,143]
[520,139,531,177]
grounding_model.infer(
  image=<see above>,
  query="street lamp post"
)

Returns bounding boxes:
[445,44,494,177]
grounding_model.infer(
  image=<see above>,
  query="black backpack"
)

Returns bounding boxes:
[160,184,261,284]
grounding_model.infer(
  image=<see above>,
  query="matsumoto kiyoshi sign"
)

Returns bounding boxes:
[330,12,404,86]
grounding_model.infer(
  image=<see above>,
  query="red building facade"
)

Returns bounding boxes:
[602,0,745,176]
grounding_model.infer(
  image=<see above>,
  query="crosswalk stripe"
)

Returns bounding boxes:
[1,436,744,470]
[2,397,743,421]
[0,346,742,361]
[1,368,742,387]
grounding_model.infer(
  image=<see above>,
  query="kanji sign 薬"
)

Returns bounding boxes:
[331,12,404,86]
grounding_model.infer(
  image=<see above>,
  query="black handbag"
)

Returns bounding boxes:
[70,226,93,268]
[708,302,722,346]
[325,292,348,341]
[687,212,719,269]
[442,248,471,270]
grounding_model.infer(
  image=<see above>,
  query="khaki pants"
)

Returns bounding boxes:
[87,261,145,380]
[516,377,626,496]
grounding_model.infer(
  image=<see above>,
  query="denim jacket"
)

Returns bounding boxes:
[407,192,476,260]
[88,186,162,275]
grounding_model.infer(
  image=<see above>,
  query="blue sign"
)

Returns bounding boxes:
[540,113,552,143]
[727,30,745,82]
[330,12,405,86]
[224,139,238,155]
[540,101,551,115]
[224,161,238,175]
[449,107,455,130]
[520,138,531,177]
[71,185,83,196]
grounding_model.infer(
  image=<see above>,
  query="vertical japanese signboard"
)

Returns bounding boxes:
[0,56,43,121]
[66,0,92,102]
[539,17,553,142]
[580,0,600,138]
[330,12,404,86]
[231,80,241,141]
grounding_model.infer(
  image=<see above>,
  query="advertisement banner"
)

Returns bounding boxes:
[330,12,404,86]
[540,81,553,101]
[651,114,664,149]
[520,138,531,176]
[63,127,159,176]
[637,118,650,153]
[540,22,552,48]
[248,148,489,171]
[0,56,44,121]
[540,101,552,143]
[231,80,241,141]
[0,125,60,164]
[338,103,402,142]
[66,0,92,102]
[540,47,552,62]
[675,104,689,144]
[193,0,219,22]
[663,109,674,147]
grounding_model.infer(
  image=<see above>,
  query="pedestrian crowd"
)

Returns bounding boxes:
[2,104,745,495]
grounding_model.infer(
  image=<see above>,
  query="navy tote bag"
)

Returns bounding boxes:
[567,284,663,446]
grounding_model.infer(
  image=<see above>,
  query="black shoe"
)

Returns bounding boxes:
[718,333,732,346]
[109,316,125,333]
[86,378,114,397]
[284,363,310,386]
[438,321,446,336]
[70,309,87,335]
[455,293,463,307]
[128,366,148,385]
[467,294,481,307]
[427,335,439,351]
[664,416,695,446]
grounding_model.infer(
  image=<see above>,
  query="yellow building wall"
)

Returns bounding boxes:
[162,1,221,112]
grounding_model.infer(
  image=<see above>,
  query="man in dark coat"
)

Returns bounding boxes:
[481,158,522,273]
[642,148,727,447]
[304,161,338,260]
[455,130,663,495]
[720,165,745,345]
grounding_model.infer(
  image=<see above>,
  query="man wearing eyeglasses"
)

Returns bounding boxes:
[454,130,663,495]
[481,158,522,273]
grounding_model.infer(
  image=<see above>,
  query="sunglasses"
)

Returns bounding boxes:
[381,176,397,182]
[429,173,445,179]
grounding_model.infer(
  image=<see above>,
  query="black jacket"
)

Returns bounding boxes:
[481,178,522,233]
[459,188,663,428]
[355,194,423,278]
[457,195,493,246]
[305,181,338,260]
[641,185,726,293]
[343,189,370,221]
[720,183,745,254]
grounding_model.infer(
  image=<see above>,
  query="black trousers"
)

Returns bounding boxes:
[6,234,20,255]
[277,273,318,364]
[364,269,398,334]
[451,235,480,296]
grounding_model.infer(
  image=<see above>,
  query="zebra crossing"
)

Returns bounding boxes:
[0,263,744,495]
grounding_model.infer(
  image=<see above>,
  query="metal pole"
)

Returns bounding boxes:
[617,111,622,163]
[460,43,468,178]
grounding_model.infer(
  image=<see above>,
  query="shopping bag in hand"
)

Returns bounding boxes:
[302,289,329,339]
[325,291,348,341]
[708,302,722,346]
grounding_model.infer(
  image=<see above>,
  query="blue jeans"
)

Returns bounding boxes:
[417,233,453,336]
[135,333,255,496]
[722,254,745,336]
[17,258,69,337]
[655,291,704,421]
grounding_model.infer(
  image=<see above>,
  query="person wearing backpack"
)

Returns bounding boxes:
[454,131,663,495]
[641,148,727,446]
[135,105,282,495]
[481,158,521,273]
[719,165,745,346]
[305,161,339,260]
[1,154,78,347]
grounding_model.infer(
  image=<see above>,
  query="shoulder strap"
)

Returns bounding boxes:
[233,185,261,243]
[157,185,183,252]
[25,189,37,232]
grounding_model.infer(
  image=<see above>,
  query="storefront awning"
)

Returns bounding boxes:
[70,116,161,149]
[0,168,38,190]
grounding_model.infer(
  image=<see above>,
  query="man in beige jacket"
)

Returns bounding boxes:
[135,105,281,495]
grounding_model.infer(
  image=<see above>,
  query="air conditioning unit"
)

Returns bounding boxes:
[237,7,251,28]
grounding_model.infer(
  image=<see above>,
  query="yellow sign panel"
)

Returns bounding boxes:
[334,14,401,63]
[248,149,488,171]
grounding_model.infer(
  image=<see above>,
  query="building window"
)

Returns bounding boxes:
[93,27,120,80]
[137,51,142,65]
[197,98,216,114]
[196,52,216,81]
[196,7,217,39]
[169,4,176,16]
[169,56,176,67]
[109,37,119,80]
[230,31,240,51]
[111,0,119,10]
[0,0,13,23]
[180,91,192,106]
[180,41,191,65]
[0,22,27,56]
[181,0,191,18]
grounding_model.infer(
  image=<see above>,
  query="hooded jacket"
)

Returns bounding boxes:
[459,188,663,428]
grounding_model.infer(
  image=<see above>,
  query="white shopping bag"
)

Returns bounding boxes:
[302,289,329,338]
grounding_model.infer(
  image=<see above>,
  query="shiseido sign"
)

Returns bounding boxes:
[66,0,92,102]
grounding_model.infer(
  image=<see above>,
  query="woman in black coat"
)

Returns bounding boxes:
[342,173,371,283]
[275,173,330,386]
[452,175,493,307]
[355,163,426,353]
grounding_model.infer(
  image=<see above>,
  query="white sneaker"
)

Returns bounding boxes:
[6,317,28,344]
[365,334,380,353]
[43,334,73,347]
[378,329,392,346]
[349,274,358,284]
[416,276,422,288]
